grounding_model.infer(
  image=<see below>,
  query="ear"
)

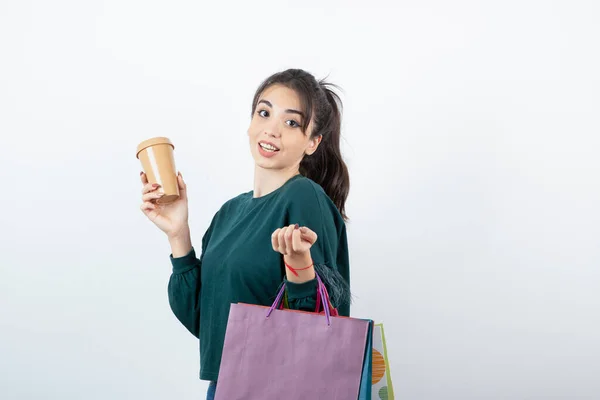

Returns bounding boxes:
[305,135,323,156]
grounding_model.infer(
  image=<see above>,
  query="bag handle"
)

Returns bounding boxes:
[266,272,331,326]
[315,280,339,316]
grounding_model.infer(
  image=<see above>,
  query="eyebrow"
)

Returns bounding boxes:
[258,99,305,119]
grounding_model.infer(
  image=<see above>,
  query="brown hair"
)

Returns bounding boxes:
[251,69,350,221]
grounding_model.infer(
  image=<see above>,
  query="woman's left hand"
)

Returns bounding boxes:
[271,224,318,256]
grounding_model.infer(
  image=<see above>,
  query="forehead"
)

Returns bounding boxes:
[259,84,302,110]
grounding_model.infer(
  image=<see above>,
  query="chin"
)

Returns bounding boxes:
[255,160,279,170]
[251,148,279,169]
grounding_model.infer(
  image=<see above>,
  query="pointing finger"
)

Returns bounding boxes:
[299,226,318,245]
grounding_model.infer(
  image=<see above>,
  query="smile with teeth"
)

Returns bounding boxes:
[259,142,280,152]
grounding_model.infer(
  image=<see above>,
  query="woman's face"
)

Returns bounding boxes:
[248,84,321,172]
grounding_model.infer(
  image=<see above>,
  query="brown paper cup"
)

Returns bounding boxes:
[136,137,180,204]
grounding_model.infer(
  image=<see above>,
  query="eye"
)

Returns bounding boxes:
[287,120,302,128]
[257,109,269,117]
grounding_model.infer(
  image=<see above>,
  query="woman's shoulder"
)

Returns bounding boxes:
[280,175,325,203]
[282,175,343,221]
[282,174,325,196]
[209,190,252,219]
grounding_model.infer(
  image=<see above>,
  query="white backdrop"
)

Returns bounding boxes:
[1,1,599,399]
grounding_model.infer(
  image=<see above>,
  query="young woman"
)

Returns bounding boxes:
[139,68,351,399]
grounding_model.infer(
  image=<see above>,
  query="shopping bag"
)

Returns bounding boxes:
[358,319,373,400]
[371,323,395,399]
[215,273,374,400]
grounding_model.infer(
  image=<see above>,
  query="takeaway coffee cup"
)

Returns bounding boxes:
[136,137,180,204]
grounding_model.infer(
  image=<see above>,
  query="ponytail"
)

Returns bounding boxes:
[299,81,350,221]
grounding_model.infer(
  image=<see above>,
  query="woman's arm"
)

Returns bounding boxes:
[167,245,202,338]
[167,214,218,337]
[280,228,351,316]
[169,226,193,257]
[271,182,351,316]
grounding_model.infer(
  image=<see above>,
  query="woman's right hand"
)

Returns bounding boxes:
[140,171,189,238]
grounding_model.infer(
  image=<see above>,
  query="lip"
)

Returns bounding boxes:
[257,142,279,158]
[259,140,280,151]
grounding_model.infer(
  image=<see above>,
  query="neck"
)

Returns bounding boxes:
[253,165,300,198]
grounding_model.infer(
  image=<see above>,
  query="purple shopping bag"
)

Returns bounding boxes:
[215,273,371,400]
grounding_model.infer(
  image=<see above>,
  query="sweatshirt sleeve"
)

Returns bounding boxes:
[166,214,217,338]
[283,182,351,317]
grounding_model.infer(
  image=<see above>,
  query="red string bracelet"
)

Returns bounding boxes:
[284,261,314,277]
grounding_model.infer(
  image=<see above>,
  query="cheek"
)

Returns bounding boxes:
[284,137,307,155]
[247,123,256,137]
[247,118,261,136]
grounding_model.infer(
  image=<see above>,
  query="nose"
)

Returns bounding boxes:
[264,120,282,138]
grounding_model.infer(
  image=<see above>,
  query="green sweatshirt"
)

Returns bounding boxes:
[167,174,351,381]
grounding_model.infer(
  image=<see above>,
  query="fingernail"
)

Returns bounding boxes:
[140,171,144,175]
[152,183,160,188]
[294,224,299,230]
